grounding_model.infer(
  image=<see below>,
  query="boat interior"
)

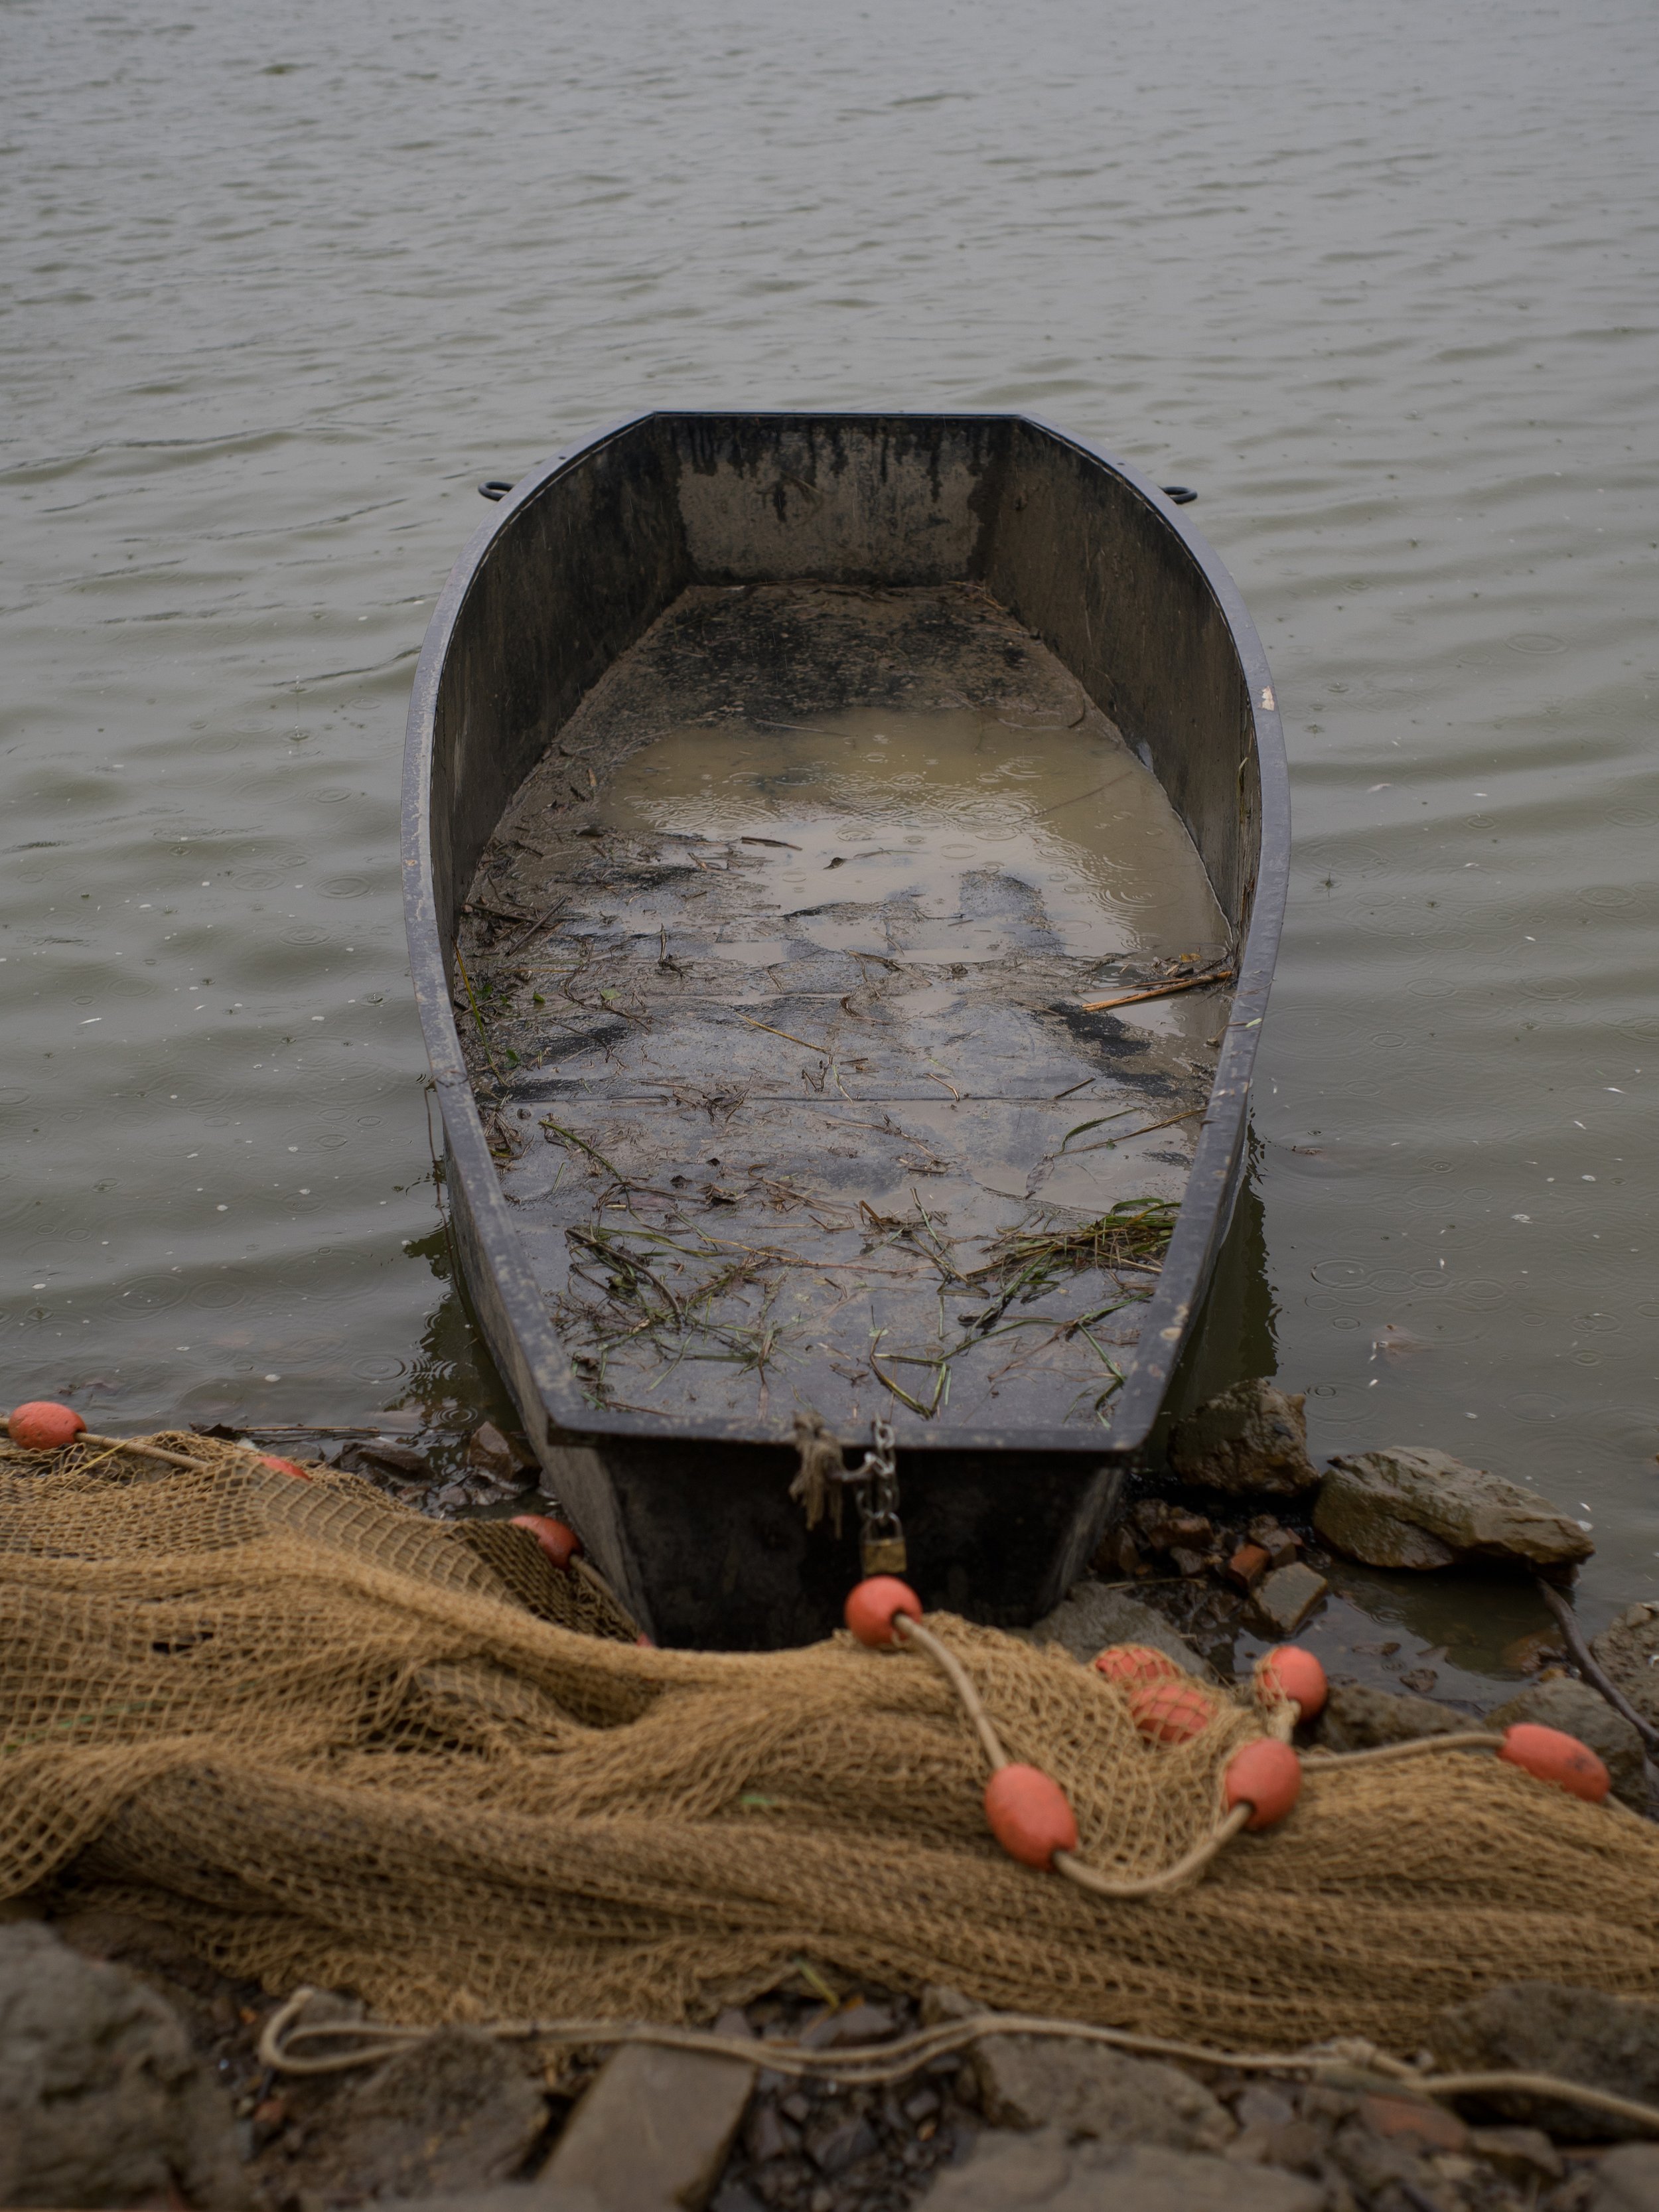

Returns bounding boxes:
[421,412,1267,1459]
[453,565,1234,1436]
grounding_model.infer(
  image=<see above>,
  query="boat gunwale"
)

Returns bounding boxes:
[402,407,1289,1460]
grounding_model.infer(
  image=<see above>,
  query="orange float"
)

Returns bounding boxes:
[1224,1737,1303,1829]
[1254,1645,1329,1719]
[510,1514,584,1571]
[1091,1643,1182,1692]
[1127,1676,1216,1745]
[6,1401,86,1451]
[1500,1722,1611,1804]
[983,1763,1078,1868]
[843,1574,922,1649]
[258,1453,311,1482]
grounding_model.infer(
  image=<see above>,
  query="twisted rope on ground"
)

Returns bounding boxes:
[255,1988,1659,2134]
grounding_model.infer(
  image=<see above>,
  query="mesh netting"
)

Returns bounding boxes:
[4,1436,1659,2051]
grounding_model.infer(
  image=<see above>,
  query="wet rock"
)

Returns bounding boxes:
[919,2126,1322,2211]
[743,2100,798,2163]
[1314,1447,1594,1574]
[255,2017,553,2203]
[1025,1580,1209,1677]
[52,1905,264,2060]
[1506,1626,1570,1674]
[1133,1500,1216,1553]
[1469,2124,1565,2184]
[544,2039,756,2207]
[709,2187,766,2212]
[1489,1676,1649,1810]
[469,1420,537,1486]
[347,1438,435,1483]
[1427,1982,1659,2139]
[1225,2117,1324,2174]
[1248,1518,1304,1568]
[1317,1681,1469,1752]
[1101,1523,1145,1578]
[970,2031,1233,2150]
[0,1919,251,2209]
[1355,2089,1469,2152]
[1168,1379,1321,1497]
[1228,1542,1271,1591]
[1593,2144,1659,2210]
[804,2110,877,2173]
[388,2190,605,2212]
[920,1982,979,2025]
[1114,1505,1226,1582]
[811,1999,897,2047]
[1233,2085,1297,2132]
[1593,1603,1659,1732]
[1248,1561,1328,1636]
[327,2026,548,2194]
[1328,2111,1437,2198]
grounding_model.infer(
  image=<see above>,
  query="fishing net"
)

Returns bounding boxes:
[3,1436,1658,2053]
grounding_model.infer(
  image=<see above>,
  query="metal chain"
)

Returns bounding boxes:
[849,1416,905,1574]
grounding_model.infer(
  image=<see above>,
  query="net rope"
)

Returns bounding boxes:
[4,1436,1659,2051]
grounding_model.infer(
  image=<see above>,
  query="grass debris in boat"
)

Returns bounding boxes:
[967,1196,1179,1295]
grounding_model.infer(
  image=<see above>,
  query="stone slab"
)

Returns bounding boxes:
[1025,1580,1210,1676]
[919,2126,1323,2211]
[1248,1561,1327,1636]
[540,2041,756,2210]
[1315,1447,1593,1574]
[971,2031,1233,2150]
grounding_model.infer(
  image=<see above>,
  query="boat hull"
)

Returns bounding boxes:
[405,411,1288,1645]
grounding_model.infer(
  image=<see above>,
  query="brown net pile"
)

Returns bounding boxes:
[4,1436,1659,2053]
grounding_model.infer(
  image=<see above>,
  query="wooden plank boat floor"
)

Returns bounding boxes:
[457,581,1232,1436]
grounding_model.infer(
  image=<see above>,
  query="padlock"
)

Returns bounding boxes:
[861,1528,908,1575]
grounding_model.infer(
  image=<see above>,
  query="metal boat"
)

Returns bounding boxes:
[403,411,1287,1646]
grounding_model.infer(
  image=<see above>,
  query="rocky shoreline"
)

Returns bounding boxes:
[8,1907,1659,2212]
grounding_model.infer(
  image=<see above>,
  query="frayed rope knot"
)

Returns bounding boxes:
[790,1409,849,1537]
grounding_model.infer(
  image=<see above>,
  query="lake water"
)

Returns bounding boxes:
[3,0,1655,1662]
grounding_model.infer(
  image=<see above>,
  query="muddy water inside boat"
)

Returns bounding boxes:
[460,582,1229,1432]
